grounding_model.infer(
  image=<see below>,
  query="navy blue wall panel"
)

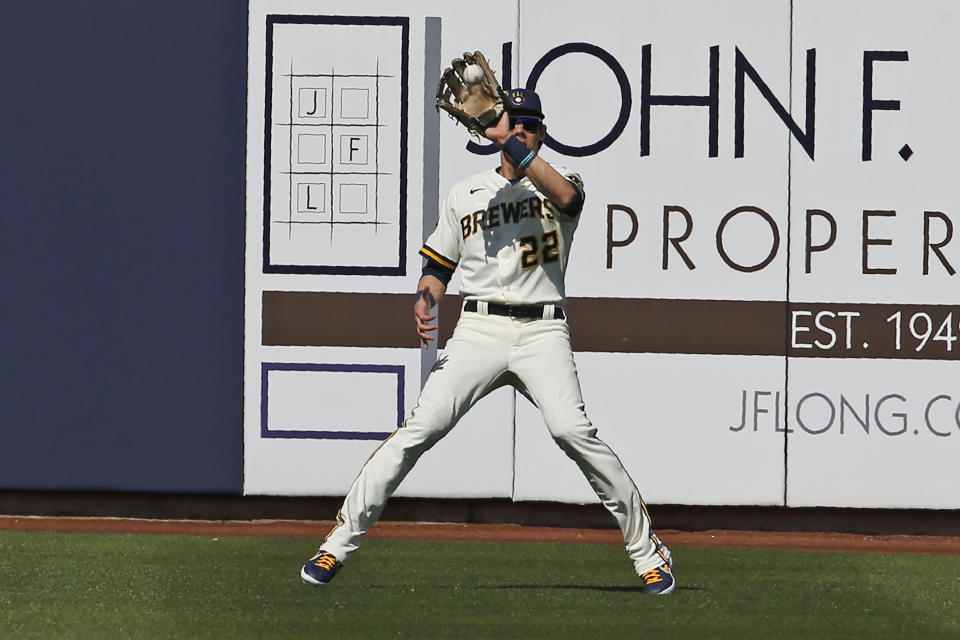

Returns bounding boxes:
[0,1,247,492]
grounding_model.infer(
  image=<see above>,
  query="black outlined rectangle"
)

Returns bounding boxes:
[260,362,401,440]
[263,15,408,275]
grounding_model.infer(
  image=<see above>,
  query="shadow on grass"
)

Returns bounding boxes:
[480,585,705,593]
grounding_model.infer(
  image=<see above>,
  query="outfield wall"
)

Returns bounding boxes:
[1,2,956,511]
[0,1,247,494]
[245,0,959,510]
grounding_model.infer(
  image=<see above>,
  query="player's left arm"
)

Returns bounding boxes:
[484,113,584,213]
[522,158,584,214]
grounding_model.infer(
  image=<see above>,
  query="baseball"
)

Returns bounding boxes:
[462,64,484,84]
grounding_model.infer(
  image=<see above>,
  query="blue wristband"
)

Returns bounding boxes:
[502,135,537,169]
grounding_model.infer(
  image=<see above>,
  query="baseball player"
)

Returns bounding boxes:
[301,82,675,595]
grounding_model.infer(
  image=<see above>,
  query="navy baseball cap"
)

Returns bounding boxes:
[506,88,544,118]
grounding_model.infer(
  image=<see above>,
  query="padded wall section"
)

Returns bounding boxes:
[0,1,247,492]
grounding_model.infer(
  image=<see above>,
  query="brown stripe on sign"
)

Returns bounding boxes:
[566,298,787,355]
[262,291,420,348]
[263,292,787,356]
[262,293,960,360]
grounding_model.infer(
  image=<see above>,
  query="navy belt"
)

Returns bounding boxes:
[463,300,565,320]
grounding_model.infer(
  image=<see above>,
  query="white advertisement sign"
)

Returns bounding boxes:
[245,0,959,509]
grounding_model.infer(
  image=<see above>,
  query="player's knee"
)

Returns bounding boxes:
[399,408,456,451]
[386,424,443,467]
[546,417,596,447]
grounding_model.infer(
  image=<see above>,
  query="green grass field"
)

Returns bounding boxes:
[1,530,957,639]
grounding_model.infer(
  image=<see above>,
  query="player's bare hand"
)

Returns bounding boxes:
[484,111,511,146]
[414,293,438,348]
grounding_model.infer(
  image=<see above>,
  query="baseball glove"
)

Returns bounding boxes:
[436,51,506,137]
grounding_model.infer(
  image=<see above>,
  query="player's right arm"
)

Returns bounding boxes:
[416,187,462,347]
[415,247,456,347]
[414,274,446,348]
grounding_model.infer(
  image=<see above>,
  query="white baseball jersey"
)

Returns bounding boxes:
[420,164,585,306]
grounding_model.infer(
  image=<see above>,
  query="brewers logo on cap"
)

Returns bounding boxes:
[507,88,545,118]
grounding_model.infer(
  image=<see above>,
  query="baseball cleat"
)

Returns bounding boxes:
[640,562,676,595]
[300,550,342,586]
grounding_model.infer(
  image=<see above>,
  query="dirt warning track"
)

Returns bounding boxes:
[2,516,959,556]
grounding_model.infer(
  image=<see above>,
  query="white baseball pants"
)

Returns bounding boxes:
[321,311,671,575]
